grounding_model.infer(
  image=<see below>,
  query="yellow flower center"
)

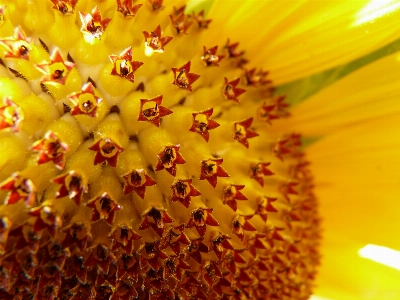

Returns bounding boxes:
[0,1,320,299]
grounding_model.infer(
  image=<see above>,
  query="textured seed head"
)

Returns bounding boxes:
[0,1,320,299]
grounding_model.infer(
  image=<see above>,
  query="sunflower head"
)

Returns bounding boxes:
[0,0,320,299]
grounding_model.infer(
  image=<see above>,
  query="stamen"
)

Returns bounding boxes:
[85,192,122,225]
[62,222,91,252]
[143,25,173,54]
[222,184,247,212]
[231,215,256,241]
[0,27,32,60]
[222,77,246,103]
[155,145,186,176]
[29,206,61,237]
[89,138,124,167]
[192,10,212,28]
[69,82,102,117]
[109,47,144,82]
[186,208,219,237]
[0,173,36,207]
[0,98,24,132]
[117,0,142,17]
[51,0,78,14]
[233,118,259,148]
[139,207,174,237]
[36,48,75,85]
[256,197,278,222]
[52,170,87,205]
[250,162,274,187]
[199,158,229,188]
[172,61,200,92]
[79,6,111,40]
[189,108,220,142]
[149,0,164,11]
[170,13,192,34]
[122,169,156,198]
[201,46,225,67]
[31,131,69,170]
[244,68,271,87]
[138,95,172,127]
[170,179,201,208]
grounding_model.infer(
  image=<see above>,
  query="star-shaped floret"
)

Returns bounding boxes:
[210,232,234,260]
[185,237,209,264]
[170,179,201,208]
[258,96,289,124]
[233,118,259,148]
[69,82,102,118]
[170,13,192,34]
[36,48,75,85]
[8,224,41,253]
[186,208,219,237]
[109,225,141,253]
[255,197,278,222]
[29,206,61,237]
[244,68,271,87]
[136,240,167,271]
[246,233,268,256]
[117,254,140,281]
[139,207,174,237]
[201,260,223,287]
[222,249,246,275]
[273,134,301,161]
[109,47,143,82]
[89,138,124,168]
[199,158,229,188]
[250,162,274,187]
[138,95,172,127]
[85,192,122,225]
[231,215,256,241]
[222,184,247,212]
[122,169,156,198]
[114,279,139,299]
[265,227,285,248]
[0,98,24,132]
[189,108,220,142]
[279,182,299,202]
[0,26,32,60]
[51,0,78,14]
[222,77,246,103]
[172,61,200,92]
[79,6,111,40]
[62,222,92,252]
[31,131,69,170]
[116,0,142,17]
[159,224,190,255]
[201,46,224,67]
[192,10,212,28]
[84,244,116,274]
[155,145,185,176]
[163,256,190,281]
[0,173,36,207]
[52,170,87,205]
[149,0,164,11]
[143,25,173,53]
[224,39,245,59]
[173,5,186,16]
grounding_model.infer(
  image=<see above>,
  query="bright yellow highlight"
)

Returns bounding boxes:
[359,244,400,271]
[354,0,400,25]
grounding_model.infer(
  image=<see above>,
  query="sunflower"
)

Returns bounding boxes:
[0,0,399,299]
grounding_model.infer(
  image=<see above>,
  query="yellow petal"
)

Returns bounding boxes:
[279,51,400,136]
[207,0,400,84]
[307,113,400,298]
